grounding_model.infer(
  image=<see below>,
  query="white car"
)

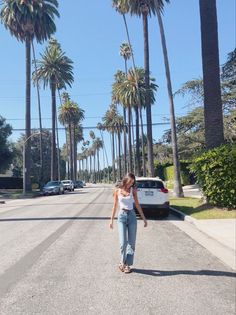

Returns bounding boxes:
[61,180,74,192]
[134,177,169,218]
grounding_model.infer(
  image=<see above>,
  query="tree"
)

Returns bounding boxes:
[0,0,59,192]
[58,99,84,181]
[33,39,74,180]
[199,0,224,149]
[112,67,157,176]
[113,0,169,176]
[119,42,132,174]
[154,0,183,197]
[0,116,14,173]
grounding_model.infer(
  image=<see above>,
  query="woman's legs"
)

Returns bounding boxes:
[117,211,128,265]
[126,211,137,266]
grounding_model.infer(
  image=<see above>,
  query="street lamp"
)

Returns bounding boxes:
[22,131,42,196]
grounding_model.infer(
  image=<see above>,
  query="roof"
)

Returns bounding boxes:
[135,176,162,181]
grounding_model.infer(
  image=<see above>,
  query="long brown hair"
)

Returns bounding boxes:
[119,173,135,190]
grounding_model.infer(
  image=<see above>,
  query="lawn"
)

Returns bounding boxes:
[170,197,236,219]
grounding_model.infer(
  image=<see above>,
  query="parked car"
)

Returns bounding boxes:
[134,177,169,218]
[42,181,64,196]
[61,180,74,191]
[75,180,84,188]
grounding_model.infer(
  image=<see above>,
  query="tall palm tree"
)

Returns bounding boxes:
[153,0,183,197]
[113,0,169,176]
[199,0,224,149]
[33,39,73,180]
[0,0,59,192]
[113,67,157,176]
[93,138,103,182]
[58,101,83,181]
[119,42,131,175]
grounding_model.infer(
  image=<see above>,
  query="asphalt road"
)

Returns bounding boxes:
[0,187,235,315]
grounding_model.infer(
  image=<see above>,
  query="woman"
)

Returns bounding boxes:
[109,173,147,273]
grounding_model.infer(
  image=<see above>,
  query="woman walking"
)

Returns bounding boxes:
[109,173,147,273]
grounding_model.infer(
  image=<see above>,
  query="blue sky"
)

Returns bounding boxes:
[0,0,235,167]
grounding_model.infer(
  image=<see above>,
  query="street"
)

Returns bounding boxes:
[0,187,235,315]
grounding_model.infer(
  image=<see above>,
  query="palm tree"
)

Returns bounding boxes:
[0,0,59,192]
[119,42,132,175]
[199,0,224,149]
[113,0,169,176]
[58,101,82,181]
[33,39,73,180]
[113,67,157,176]
[93,138,103,182]
[153,0,183,197]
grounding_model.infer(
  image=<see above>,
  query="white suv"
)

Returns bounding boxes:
[135,177,169,218]
[61,180,74,192]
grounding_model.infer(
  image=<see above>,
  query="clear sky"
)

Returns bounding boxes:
[0,0,235,167]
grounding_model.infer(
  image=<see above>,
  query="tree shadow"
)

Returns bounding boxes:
[0,216,112,222]
[132,268,236,277]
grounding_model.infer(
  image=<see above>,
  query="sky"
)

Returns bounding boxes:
[0,0,235,167]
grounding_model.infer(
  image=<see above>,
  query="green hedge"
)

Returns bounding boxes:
[0,177,23,189]
[190,144,236,208]
[155,161,192,188]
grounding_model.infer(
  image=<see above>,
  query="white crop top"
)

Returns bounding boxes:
[118,188,134,210]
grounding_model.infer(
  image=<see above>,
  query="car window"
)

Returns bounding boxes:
[46,181,59,186]
[136,180,164,189]
[62,180,70,184]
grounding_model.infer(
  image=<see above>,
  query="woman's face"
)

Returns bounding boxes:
[126,178,134,188]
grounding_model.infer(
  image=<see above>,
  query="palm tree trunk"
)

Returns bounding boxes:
[134,106,141,176]
[97,150,100,182]
[55,110,60,181]
[131,110,136,173]
[117,127,122,180]
[32,42,43,185]
[50,79,57,181]
[69,123,74,180]
[199,0,224,148]
[24,36,31,193]
[111,132,116,182]
[123,107,127,176]
[155,5,184,197]
[127,106,132,172]
[139,107,146,176]
[142,11,154,177]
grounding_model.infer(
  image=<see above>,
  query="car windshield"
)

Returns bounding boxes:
[62,180,70,184]
[45,181,60,187]
[136,180,164,189]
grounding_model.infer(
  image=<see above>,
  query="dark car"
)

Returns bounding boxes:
[42,181,64,196]
[75,180,84,188]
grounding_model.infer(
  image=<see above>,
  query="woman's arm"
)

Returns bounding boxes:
[133,188,147,227]
[109,189,118,229]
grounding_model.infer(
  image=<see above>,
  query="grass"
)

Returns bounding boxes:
[170,197,236,219]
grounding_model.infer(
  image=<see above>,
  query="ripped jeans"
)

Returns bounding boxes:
[117,209,137,266]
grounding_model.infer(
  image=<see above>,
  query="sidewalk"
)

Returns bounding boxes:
[170,206,236,271]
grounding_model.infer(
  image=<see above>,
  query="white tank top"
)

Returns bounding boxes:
[118,188,134,210]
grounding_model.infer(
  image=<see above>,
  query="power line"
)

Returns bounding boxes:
[10,122,170,132]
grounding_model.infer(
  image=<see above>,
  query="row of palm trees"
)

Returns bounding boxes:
[0,1,224,195]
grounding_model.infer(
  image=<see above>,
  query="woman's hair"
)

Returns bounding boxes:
[119,173,136,189]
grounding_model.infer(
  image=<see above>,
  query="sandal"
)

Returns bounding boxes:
[124,265,132,274]
[118,263,125,272]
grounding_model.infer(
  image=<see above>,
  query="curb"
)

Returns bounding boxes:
[170,206,196,224]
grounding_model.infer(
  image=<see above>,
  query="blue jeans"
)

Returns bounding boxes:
[117,209,137,266]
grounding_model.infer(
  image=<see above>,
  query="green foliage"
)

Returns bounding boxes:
[0,177,23,189]
[0,116,14,173]
[190,144,236,208]
[154,161,191,188]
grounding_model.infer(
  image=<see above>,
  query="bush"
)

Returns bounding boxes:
[190,144,236,208]
[0,177,23,189]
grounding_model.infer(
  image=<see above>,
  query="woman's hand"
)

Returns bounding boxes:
[109,220,113,229]
[143,218,148,227]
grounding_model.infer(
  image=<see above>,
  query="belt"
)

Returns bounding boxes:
[121,208,133,212]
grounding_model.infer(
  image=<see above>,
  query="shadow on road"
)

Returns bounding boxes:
[0,216,112,222]
[132,268,236,277]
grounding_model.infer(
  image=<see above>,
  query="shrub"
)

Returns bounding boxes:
[190,144,236,208]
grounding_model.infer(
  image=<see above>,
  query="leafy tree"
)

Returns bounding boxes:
[0,116,14,173]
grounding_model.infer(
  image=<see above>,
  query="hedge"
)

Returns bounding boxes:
[0,177,23,189]
[190,144,236,209]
